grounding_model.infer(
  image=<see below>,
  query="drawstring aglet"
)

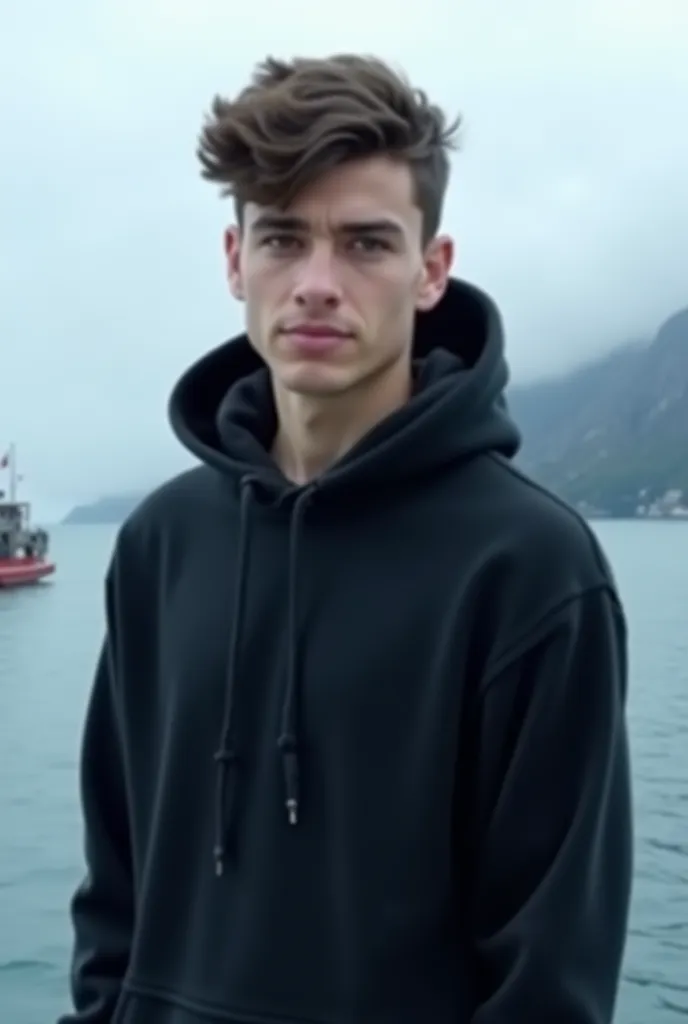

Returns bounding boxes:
[286,797,299,825]
[214,845,225,877]
[279,739,300,827]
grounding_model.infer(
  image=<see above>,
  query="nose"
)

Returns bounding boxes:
[292,244,342,309]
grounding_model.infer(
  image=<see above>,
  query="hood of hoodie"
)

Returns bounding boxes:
[169,277,520,496]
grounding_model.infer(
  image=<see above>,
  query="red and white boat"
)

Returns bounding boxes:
[0,443,56,588]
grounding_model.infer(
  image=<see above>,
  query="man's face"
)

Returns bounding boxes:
[223,156,453,397]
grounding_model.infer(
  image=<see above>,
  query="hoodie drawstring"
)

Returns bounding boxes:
[213,477,314,877]
[277,486,313,827]
[212,476,255,876]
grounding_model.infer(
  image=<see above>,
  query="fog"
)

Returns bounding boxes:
[1,0,686,519]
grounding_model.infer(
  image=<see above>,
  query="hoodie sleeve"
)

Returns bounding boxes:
[58,561,135,1022]
[468,585,633,1024]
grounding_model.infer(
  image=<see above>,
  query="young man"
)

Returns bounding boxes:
[60,55,633,1023]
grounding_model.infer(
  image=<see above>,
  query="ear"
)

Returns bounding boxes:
[223,226,245,301]
[415,234,454,312]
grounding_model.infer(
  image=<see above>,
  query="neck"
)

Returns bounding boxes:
[271,357,412,484]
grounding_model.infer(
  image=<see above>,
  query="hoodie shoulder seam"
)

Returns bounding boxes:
[479,582,623,696]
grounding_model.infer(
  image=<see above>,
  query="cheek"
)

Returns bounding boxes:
[243,267,297,348]
[369,267,421,320]
[373,273,422,342]
[244,260,294,308]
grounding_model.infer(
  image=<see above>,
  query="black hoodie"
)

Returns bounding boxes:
[60,279,633,1024]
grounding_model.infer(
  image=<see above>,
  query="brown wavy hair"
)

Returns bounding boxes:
[196,54,461,243]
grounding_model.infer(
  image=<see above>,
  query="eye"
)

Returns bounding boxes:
[350,236,391,254]
[260,234,301,253]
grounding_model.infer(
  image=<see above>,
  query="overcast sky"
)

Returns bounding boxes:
[1,0,687,519]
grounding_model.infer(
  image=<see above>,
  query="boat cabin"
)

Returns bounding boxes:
[0,501,49,559]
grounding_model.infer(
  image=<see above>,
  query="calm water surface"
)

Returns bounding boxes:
[0,520,686,1023]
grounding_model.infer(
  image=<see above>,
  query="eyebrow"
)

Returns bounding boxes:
[250,214,404,237]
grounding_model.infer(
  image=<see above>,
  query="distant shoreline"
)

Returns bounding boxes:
[588,515,688,522]
[59,512,688,527]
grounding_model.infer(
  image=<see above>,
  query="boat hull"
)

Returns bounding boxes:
[0,557,56,588]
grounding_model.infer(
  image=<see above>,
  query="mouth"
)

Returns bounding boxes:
[279,324,354,354]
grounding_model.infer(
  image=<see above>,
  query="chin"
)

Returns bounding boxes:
[276,362,358,397]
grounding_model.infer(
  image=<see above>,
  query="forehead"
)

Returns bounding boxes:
[243,157,421,233]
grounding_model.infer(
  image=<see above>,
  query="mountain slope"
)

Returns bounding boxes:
[63,494,144,525]
[508,307,688,515]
